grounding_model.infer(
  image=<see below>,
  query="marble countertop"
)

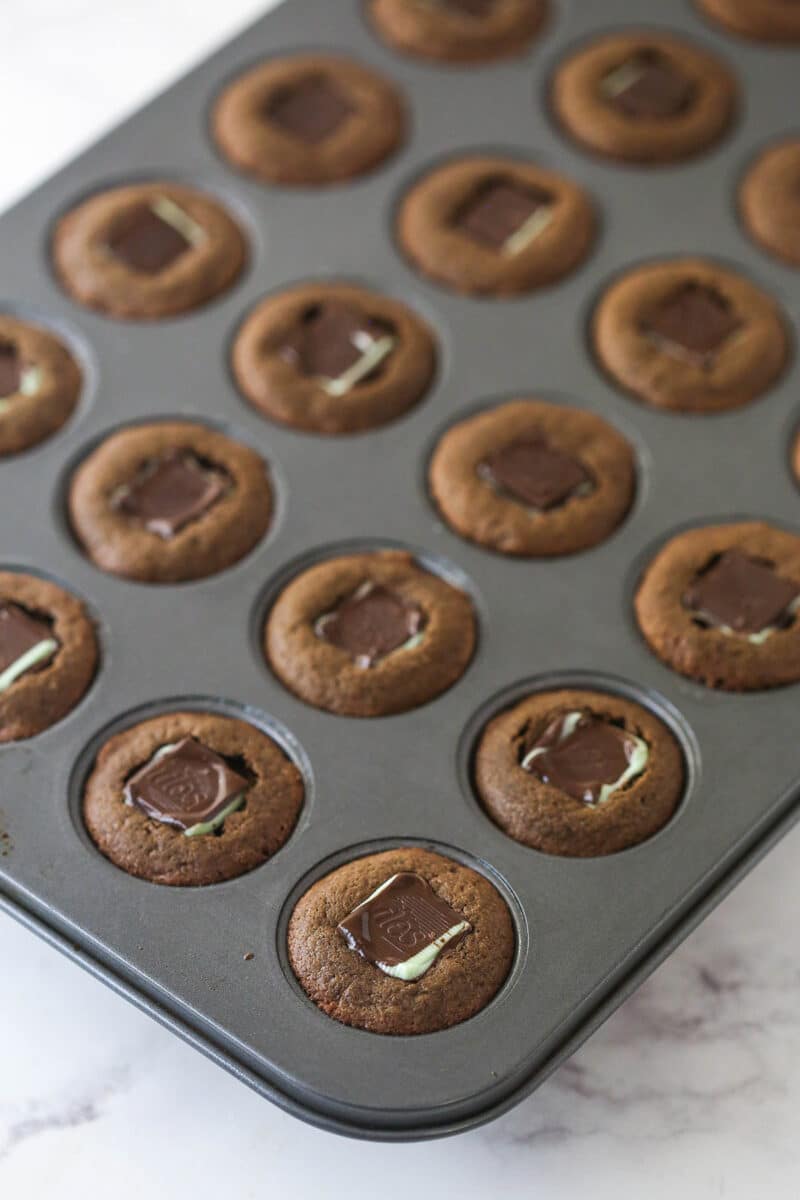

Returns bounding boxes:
[3,3,800,1195]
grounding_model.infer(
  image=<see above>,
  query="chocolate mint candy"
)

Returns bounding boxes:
[109,205,191,274]
[480,438,591,511]
[267,75,355,144]
[603,51,695,120]
[522,711,649,805]
[315,581,425,668]
[454,179,554,254]
[280,303,395,396]
[0,342,21,399]
[337,871,471,981]
[684,550,800,638]
[440,0,495,15]
[0,602,59,692]
[115,450,228,539]
[124,737,249,835]
[643,282,741,361]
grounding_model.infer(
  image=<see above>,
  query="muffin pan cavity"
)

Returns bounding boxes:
[3,0,800,1143]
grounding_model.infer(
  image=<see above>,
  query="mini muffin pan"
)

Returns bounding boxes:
[3,0,800,1141]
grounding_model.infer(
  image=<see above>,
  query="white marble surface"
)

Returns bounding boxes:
[3,2,800,1195]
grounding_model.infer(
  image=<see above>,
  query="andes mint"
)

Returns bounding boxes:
[0,602,59,693]
[114,449,228,539]
[315,581,425,668]
[0,342,21,399]
[642,282,741,362]
[337,871,471,981]
[267,75,355,143]
[0,346,42,409]
[454,178,554,255]
[108,200,196,274]
[280,303,395,397]
[683,549,800,641]
[479,438,591,510]
[439,0,495,15]
[123,737,249,835]
[603,50,695,120]
[521,711,649,805]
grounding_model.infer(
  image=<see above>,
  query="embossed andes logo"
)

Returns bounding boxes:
[683,550,800,645]
[601,50,695,120]
[266,75,356,144]
[123,736,250,836]
[453,178,555,256]
[337,871,471,981]
[314,581,426,668]
[641,282,742,365]
[280,302,396,398]
[112,449,229,540]
[521,711,649,806]
[108,196,205,275]
[478,438,593,511]
[0,602,59,693]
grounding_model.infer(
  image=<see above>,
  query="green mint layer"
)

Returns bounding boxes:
[322,334,395,397]
[151,196,205,247]
[0,637,58,693]
[379,920,471,981]
[184,792,245,838]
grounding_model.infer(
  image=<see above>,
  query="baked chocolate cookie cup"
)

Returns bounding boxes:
[635,521,800,691]
[789,430,800,493]
[475,688,684,857]
[265,549,476,716]
[366,0,547,65]
[396,155,595,297]
[740,140,800,268]
[83,711,304,887]
[288,846,514,1034]
[52,182,247,320]
[212,53,406,187]
[429,398,636,557]
[68,421,272,583]
[0,572,97,742]
[0,317,81,456]
[551,30,737,165]
[231,281,437,435]
[696,0,800,42]
[591,258,789,414]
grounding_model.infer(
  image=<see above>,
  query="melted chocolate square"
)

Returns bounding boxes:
[116,450,228,539]
[0,342,21,399]
[0,602,57,677]
[337,872,470,978]
[522,713,637,805]
[683,550,800,634]
[642,283,741,361]
[605,50,695,120]
[109,206,190,274]
[480,438,590,510]
[280,303,392,388]
[124,737,249,832]
[440,0,495,15]
[267,75,355,144]
[454,179,552,252]
[315,581,424,668]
